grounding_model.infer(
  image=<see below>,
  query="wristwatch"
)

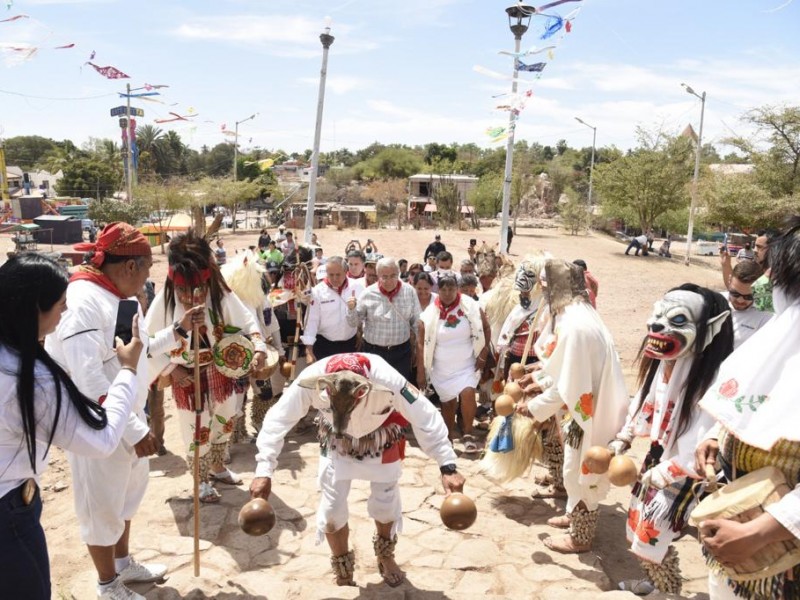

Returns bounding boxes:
[439,464,458,475]
[173,321,189,339]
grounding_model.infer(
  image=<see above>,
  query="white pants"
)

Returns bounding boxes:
[708,571,740,600]
[563,444,609,513]
[68,442,149,546]
[315,457,402,545]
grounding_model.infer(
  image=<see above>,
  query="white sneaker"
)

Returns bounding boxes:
[118,557,168,583]
[97,577,145,600]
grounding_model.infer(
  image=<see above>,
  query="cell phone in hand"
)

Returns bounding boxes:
[114,299,139,347]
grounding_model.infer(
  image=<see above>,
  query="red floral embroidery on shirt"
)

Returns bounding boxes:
[627,508,640,532]
[719,379,738,398]
[574,392,594,421]
[635,519,661,546]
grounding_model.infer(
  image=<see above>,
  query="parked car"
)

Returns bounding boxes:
[725,233,754,255]
[81,218,95,232]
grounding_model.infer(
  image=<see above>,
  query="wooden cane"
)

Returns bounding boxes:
[287,302,303,383]
[519,315,538,364]
[191,287,203,577]
[286,264,311,383]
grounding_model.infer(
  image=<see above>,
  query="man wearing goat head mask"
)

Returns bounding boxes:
[251,353,463,588]
[611,285,733,595]
[517,259,629,553]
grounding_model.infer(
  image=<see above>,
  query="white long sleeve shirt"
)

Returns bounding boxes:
[255,353,456,480]
[301,279,365,346]
[45,280,150,448]
[0,346,139,497]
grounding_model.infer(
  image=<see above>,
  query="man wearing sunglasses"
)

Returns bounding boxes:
[725,260,773,348]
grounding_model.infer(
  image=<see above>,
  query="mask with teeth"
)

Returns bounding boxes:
[644,290,705,360]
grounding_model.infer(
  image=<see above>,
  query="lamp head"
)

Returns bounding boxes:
[681,82,696,95]
[506,4,535,39]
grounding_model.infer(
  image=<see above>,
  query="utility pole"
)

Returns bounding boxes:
[304,19,335,244]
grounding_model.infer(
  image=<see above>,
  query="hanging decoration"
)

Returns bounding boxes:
[86,61,129,79]
[479,0,584,144]
[154,112,198,124]
[518,61,546,72]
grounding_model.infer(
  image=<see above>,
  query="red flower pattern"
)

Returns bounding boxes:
[635,519,661,546]
[719,379,739,398]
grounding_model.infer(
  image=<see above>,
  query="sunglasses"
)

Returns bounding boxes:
[728,289,754,301]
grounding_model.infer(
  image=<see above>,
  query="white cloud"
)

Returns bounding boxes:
[297,75,367,95]
[171,15,378,57]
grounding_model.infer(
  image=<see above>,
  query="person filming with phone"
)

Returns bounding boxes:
[45,222,168,600]
[0,253,145,600]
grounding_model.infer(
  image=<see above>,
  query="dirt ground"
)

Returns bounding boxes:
[2,222,725,599]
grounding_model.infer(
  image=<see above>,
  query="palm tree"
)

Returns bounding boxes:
[136,124,168,176]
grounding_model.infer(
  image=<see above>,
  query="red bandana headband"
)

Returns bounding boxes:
[74,222,151,268]
[325,353,371,378]
[168,266,212,287]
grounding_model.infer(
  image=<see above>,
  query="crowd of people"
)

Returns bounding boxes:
[0,218,796,599]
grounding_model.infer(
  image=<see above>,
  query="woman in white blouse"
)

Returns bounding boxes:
[416,275,491,454]
[0,254,142,600]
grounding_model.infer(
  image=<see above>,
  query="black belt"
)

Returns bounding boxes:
[364,340,410,352]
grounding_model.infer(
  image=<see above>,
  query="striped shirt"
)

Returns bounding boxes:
[347,282,421,347]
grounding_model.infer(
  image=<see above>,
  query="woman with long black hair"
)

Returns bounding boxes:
[0,253,142,600]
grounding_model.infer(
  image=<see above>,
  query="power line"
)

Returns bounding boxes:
[0,89,116,101]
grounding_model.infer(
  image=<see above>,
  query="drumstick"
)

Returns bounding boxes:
[704,463,718,493]
[191,288,203,577]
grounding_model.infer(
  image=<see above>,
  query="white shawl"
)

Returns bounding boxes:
[420,295,484,374]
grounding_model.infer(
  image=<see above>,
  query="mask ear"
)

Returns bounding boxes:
[297,374,329,390]
[352,381,372,400]
[703,310,731,349]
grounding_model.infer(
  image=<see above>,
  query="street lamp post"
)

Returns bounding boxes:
[499,4,535,254]
[681,83,706,266]
[575,117,596,205]
[233,113,257,182]
[305,18,335,245]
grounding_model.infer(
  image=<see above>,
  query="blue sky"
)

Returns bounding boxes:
[1,0,799,158]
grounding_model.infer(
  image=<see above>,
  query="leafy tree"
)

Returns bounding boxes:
[4,135,58,168]
[325,167,356,188]
[473,148,506,178]
[361,178,408,225]
[701,171,789,230]
[353,147,423,180]
[468,172,503,217]
[56,157,120,199]
[203,143,235,178]
[87,199,148,226]
[135,180,193,253]
[559,189,590,235]
[424,143,458,165]
[726,104,800,198]
[594,128,694,232]
[432,177,460,229]
[197,177,261,233]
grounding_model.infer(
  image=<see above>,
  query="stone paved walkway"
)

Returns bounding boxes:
[66,420,709,599]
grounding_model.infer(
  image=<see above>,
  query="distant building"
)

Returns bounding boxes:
[6,166,63,198]
[407,173,478,224]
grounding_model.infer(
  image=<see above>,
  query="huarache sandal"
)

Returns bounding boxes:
[210,468,242,486]
[199,482,221,504]
[462,434,481,455]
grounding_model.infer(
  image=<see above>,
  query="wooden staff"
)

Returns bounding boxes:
[520,297,546,364]
[519,319,538,365]
[287,303,303,383]
[287,263,311,383]
[191,287,203,577]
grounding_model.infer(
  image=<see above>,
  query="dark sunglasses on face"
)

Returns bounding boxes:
[729,289,754,301]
